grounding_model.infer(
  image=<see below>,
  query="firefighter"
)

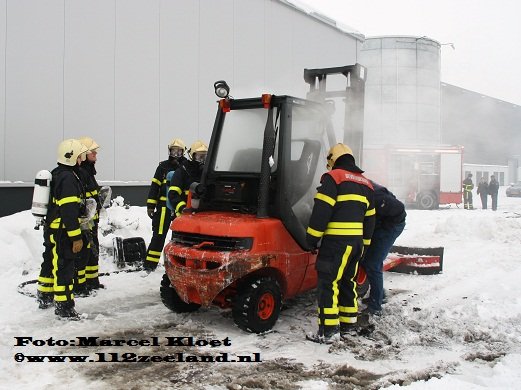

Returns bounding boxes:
[477,177,489,210]
[462,173,474,210]
[144,138,186,271]
[36,139,88,320]
[78,136,103,291]
[360,181,406,316]
[167,140,208,218]
[306,143,376,343]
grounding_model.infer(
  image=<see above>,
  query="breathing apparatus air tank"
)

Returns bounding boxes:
[31,170,52,230]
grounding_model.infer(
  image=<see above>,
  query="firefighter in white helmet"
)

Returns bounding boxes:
[77,136,102,293]
[143,138,187,271]
[36,139,88,320]
[305,143,376,343]
[167,140,208,219]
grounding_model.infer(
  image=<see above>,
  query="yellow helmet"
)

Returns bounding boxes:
[79,136,100,154]
[168,138,186,150]
[326,143,353,170]
[189,140,208,162]
[57,139,88,166]
[168,138,186,158]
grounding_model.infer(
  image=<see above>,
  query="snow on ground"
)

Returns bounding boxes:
[1,192,521,389]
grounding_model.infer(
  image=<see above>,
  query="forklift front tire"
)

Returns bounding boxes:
[160,274,201,313]
[232,277,282,334]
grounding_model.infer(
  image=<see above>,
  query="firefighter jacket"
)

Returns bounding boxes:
[168,160,203,217]
[146,157,185,211]
[372,182,406,230]
[79,161,100,220]
[46,164,86,241]
[306,158,376,250]
[462,177,474,192]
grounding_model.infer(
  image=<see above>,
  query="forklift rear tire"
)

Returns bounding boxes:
[232,277,282,334]
[160,274,201,313]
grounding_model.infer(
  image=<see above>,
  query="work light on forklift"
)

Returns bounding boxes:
[261,94,272,109]
[214,80,230,98]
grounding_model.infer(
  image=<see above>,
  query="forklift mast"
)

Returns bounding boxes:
[303,64,367,165]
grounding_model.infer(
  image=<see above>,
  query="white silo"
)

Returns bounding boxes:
[360,36,441,145]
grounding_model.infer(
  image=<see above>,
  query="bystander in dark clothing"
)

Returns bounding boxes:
[477,177,489,210]
[488,175,499,211]
[360,182,406,315]
[462,173,474,210]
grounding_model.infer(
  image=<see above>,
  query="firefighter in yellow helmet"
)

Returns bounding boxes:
[167,140,208,218]
[77,136,103,292]
[306,143,376,343]
[462,173,474,210]
[144,138,187,271]
[36,139,88,320]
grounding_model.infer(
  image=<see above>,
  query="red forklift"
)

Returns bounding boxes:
[160,65,443,333]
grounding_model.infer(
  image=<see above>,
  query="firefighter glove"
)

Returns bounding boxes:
[72,239,83,254]
[147,207,155,219]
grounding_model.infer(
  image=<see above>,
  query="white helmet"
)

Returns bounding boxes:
[79,136,100,153]
[57,139,88,166]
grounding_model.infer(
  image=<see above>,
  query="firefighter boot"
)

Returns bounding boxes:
[55,301,81,321]
[74,283,91,298]
[86,278,105,291]
[36,291,54,309]
[306,325,339,344]
[340,315,375,339]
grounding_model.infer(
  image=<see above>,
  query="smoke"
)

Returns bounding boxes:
[441,84,521,165]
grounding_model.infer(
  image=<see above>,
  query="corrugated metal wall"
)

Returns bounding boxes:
[0,0,360,183]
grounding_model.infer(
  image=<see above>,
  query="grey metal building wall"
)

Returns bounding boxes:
[0,0,361,186]
[359,36,441,145]
[441,83,521,168]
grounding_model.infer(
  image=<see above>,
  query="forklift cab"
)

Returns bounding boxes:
[196,95,331,250]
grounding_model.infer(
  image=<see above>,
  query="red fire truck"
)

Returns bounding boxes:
[362,144,464,209]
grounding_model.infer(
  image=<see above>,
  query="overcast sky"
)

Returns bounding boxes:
[300,0,521,106]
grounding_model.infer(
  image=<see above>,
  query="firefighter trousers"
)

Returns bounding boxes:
[74,234,90,295]
[38,227,81,304]
[37,227,56,300]
[144,203,172,270]
[85,224,101,288]
[315,237,364,332]
[463,190,473,209]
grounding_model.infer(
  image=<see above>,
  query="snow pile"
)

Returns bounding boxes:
[1,191,521,389]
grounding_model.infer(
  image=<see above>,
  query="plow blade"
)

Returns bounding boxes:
[384,245,444,275]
